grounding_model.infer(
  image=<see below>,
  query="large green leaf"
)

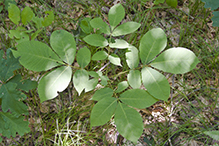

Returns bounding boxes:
[90,97,117,127]
[108,54,122,66]
[212,11,219,27]
[112,22,141,37]
[42,11,54,27]
[38,66,72,102]
[83,34,108,47]
[150,47,199,74]
[0,112,30,139]
[90,17,110,34]
[0,49,20,82]
[119,89,158,109]
[204,130,219,140]
[125,45,139,69]
[115,81,129,93]
[50,30,76,64]
[0,82,29,117]
[73,69,89,95]
[8,4,20,24]
[84,78,98,92]
[109,39,129,49]
[114,102,143,143]
[12,41,63,71]
[76,47,91,68]
[141,67,170,101]
[21,6,34,25]
[92,51,108,61]
[108,3,125,30]
[91,87,114,101]
[127,70,141,89]
[200,0,219,10]
[139,28,167,64]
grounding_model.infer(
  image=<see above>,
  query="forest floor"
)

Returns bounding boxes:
[0,0,219,145]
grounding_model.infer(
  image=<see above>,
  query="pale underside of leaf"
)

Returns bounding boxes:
[108,54,122,66]
[139,28,167,64]
[108,3,125,30]
[38,66,72,102]
[112,21,141,37]
[125,45,139,69]
[73,69,89,95]
[50,30,76,65]
[127,70,141,89]
[109,39,129,49]
[150,47,199,74]
[141,67,170,101]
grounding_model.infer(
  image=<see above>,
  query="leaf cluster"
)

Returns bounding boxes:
[0,49,37,142]
[10,3,200,143]
[8,4,54,43]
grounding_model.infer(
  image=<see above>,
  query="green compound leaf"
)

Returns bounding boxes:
[204,130,219,140]
[200,0,219,10]
[83,34,108,47]
[38,66,72,103]
[115,102,143,143]
[0,112,30,139]
[166,0,178,8]
[108,54,122,66]
[42,11,54,27]
[73,69,89,95]
[21,6,34,25]
[91,87,114,101]
[90,17,110,34]
[150,47,200,74]
[80,17,92,34]
[12,40,63,72]
[141,67,170,101]
[90,97,117,127]
[0,49,20,82]
[120,89,158,109]
[0,82,29,117]
[8,4,20,25]
[76,47,91,68]
[50,30,77,65]
[92,51,108,61]
[109,39,129,49]
[112,22,141,37]
[125,45,139,69]
[127,70,141,89]
[115,81,129,93]
[212,11,219,27]
[108,3,125,30]
[139,28,167,64]
[84,78,98,92]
